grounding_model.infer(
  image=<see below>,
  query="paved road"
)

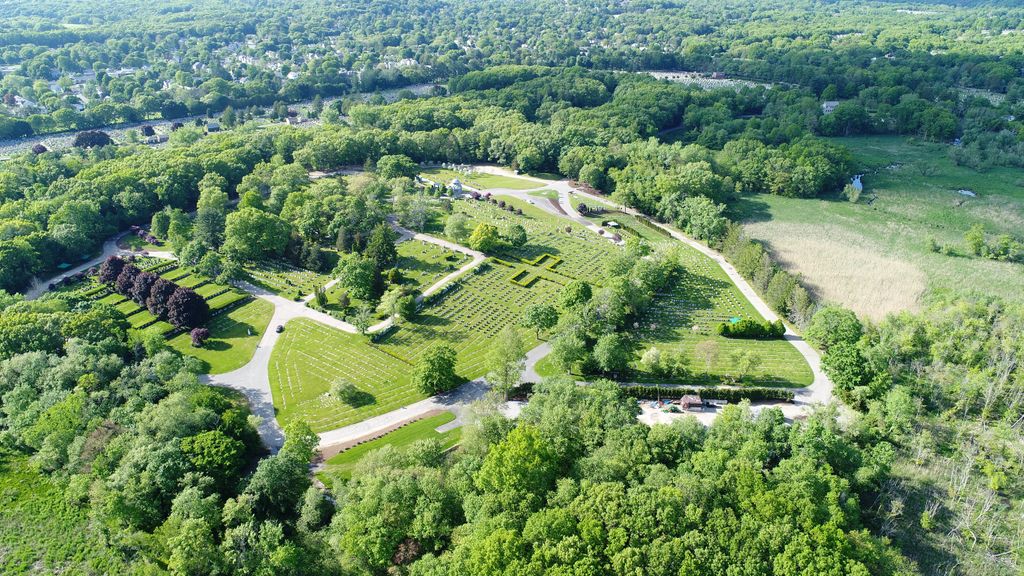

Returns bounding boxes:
[472,165,832,413]
[42,167,831,453]
[23,233,129,300]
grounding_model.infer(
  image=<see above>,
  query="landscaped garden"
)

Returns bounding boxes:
[166,298,275,373]
[90,258,251,339]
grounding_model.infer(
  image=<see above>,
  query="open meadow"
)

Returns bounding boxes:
[737,136,1024,320]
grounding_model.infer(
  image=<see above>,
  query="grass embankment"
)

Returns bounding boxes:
[320,412,461,480]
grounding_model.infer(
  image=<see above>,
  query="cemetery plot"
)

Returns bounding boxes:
[456,197,612,284]
[421,167,541,190]
[167,298,274,374]
[245,260,331,298]
[268,318,416,432]
[377,262,560,377]
[631,246,813,386]
[395,239,470,293]
[270,262,560,432]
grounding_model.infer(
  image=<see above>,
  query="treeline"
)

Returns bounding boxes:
[99,255,209,330]
[0,128,280,293]
[2,67,856,305]
[320,377,912,574]
[3,0,1024,152]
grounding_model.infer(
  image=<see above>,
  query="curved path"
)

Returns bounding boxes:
[216,168,832,453]
[204,226,486,452]
[23,233,129,300]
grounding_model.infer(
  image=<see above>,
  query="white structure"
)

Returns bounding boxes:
[822,100,841,114]
[449,178,463,195]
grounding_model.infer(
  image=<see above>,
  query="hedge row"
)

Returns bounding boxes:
[717,318,785,339]
[622,385,795,403]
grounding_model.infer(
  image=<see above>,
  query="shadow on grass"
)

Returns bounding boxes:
[341,389,377,408]
[727,194,773,224]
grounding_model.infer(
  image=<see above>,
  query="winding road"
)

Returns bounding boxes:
[31,167,831,454]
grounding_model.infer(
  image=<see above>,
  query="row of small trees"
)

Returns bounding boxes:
[98,256,209,330]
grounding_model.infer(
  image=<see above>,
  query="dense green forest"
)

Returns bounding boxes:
[0,0,1022,575]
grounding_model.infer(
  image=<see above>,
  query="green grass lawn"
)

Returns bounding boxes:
[269,318,418,432]
[272,193,813,430]
[735,135,1024,319]
[320,413,461,480]
[533,353,559,379]
[629,253,813,387]
[528,189,559,200]
[0,453,129,575]
[421,167,542,190]
[118,234,165,252]
[167,298,274,374]
[395,239,470,293]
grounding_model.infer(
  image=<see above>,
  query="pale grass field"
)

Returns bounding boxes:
[744,221,926,320]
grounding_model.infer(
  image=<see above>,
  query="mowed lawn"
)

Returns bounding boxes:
[167,298,274,374]
[631,245,813,387]
[421,167,542,190]
[320,413,461,480]
[269,318,417,432]
[395,238,470,293]
[736,135,1024,319]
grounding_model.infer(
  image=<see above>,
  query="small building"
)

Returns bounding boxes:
[679,395,703,411]
[449,178,463,196]
[821,100,841,114]
[206,122,221,133]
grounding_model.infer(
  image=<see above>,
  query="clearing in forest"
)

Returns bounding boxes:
[737,136,1024,319]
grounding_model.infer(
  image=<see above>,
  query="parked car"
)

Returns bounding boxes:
[275,325,284,333]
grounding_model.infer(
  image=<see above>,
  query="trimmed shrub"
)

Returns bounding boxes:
[716,318,785,339]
